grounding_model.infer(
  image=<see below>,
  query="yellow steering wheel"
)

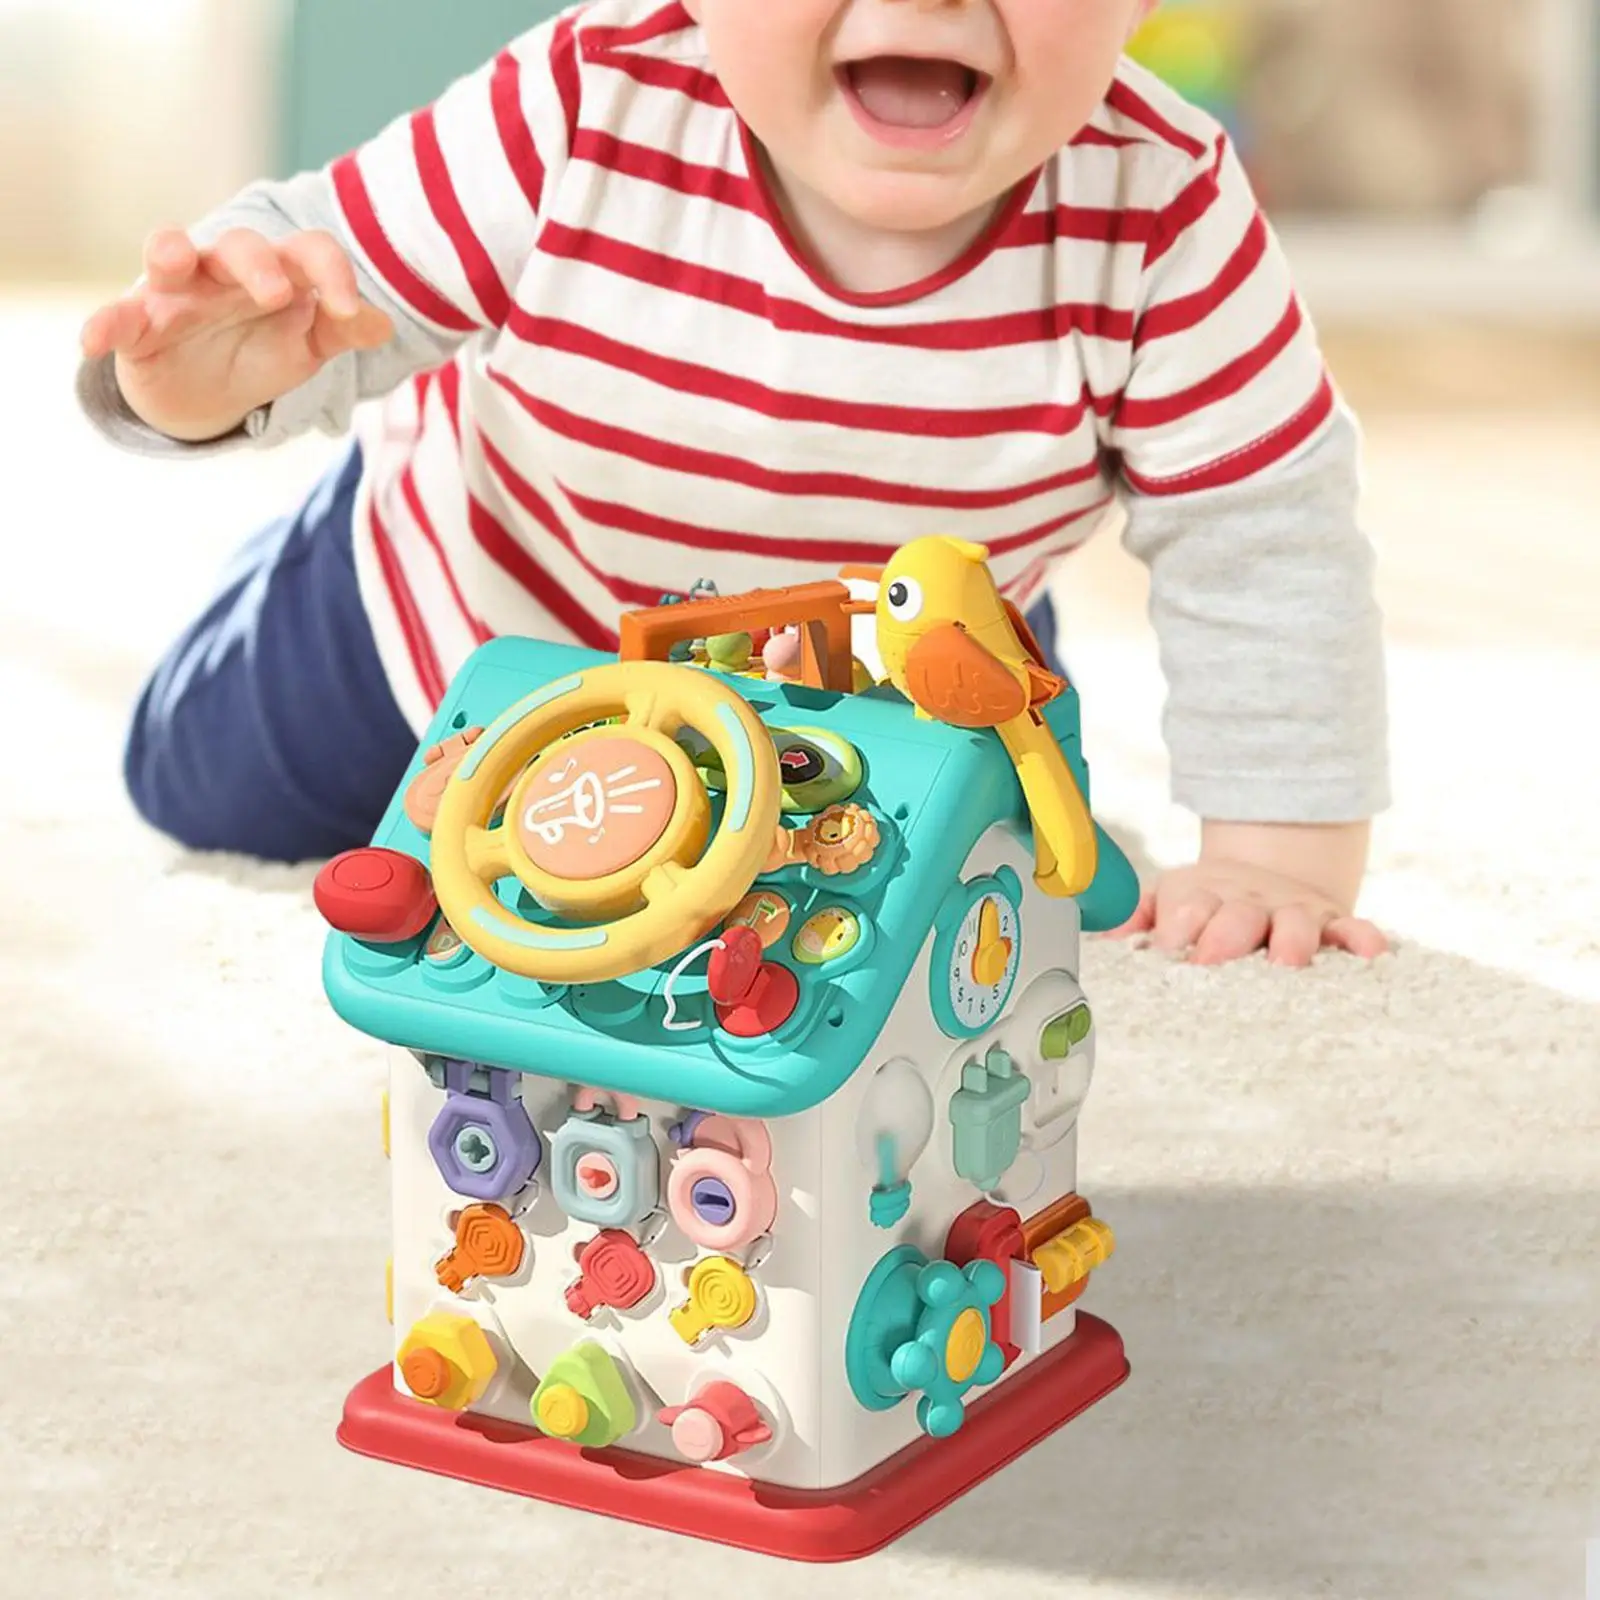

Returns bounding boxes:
[430,662,782,984]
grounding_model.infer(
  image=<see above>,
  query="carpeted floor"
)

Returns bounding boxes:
[2,298,1596,1599]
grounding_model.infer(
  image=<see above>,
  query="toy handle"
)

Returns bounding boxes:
[618,581,857,693]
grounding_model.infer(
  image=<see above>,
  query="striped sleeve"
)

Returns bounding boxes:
[1107,130,1335,496]
[327,10,584,337]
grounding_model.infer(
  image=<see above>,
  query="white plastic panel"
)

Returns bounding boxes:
[385,824,1107,1495]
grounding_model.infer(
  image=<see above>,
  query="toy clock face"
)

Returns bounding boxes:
[932,869,1024,1039]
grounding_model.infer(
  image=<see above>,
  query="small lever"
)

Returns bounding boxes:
[707,925,764,1005]
[706,925,799,1038]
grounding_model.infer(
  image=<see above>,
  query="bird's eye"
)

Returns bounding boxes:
[884,577,923,622]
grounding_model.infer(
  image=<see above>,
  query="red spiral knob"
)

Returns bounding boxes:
[566,1230,655,1320]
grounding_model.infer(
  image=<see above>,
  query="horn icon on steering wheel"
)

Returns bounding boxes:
[429,663,783,985]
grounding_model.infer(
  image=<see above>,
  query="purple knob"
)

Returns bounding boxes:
[690,1176,736,1228]
[427,1061,542,1202]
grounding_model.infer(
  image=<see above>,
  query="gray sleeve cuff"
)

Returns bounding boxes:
[1169,768,1390,827]
[1121,404,1392,824]
[74,351,353,456]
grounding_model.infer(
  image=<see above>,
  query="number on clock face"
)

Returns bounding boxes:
[948,891,1020,1030]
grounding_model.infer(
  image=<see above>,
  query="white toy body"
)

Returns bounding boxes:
[383,829,1096,1490]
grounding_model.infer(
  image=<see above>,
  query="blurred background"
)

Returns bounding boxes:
[7,0,1600,306]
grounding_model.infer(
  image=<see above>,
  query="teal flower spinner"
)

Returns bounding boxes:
[847,1247,1007,1438]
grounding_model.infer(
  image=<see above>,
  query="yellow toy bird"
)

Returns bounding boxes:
[844,536,1098,898]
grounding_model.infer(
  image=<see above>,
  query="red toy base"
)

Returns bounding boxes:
[337,1312,1128,1563]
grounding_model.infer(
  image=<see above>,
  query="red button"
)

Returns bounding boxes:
[314,848,437,943]
[331,852,395,892]
[716,962,799,1038]
[707,924,764,1005]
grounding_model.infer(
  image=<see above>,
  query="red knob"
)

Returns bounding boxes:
[715,963,800,1038]
[565,1229,655,1320]
[707,924,764,1005]
[314,848,437,943]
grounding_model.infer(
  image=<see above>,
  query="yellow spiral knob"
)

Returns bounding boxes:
[669,1256,759,1345]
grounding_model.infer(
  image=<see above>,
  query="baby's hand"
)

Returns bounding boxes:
[1111,857,1389,968]
[80,227,394,443]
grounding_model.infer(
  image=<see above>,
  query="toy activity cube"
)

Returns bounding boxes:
[317,546,1136,1561]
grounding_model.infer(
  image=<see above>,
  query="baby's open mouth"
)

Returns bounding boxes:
[839,56,988,132]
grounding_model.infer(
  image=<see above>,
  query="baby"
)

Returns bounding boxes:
[77,0,1390,968]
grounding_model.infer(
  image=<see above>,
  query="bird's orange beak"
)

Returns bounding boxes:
[842,600,876,616]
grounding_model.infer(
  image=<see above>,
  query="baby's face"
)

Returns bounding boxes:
[686,0,1157,234]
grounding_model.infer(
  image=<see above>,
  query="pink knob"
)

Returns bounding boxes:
[658,1381,772,1463]
[668,1409,725,1464]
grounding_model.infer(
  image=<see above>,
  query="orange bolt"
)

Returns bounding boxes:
[402,1347,453,1401]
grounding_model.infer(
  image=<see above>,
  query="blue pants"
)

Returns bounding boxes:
[124,443,419,862]
[125,441,1067,862]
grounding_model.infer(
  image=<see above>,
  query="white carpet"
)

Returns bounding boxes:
[2,298,1597,1599]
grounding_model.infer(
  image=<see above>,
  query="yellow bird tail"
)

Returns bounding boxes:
[995,712,1098,898]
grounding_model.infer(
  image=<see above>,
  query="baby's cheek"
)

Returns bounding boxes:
[1005,0,1143,119]
[695,1,832,102]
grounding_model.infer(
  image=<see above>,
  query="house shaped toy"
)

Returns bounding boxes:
[317,549,1137,1561]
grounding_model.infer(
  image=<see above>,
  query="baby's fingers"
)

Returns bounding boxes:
[1105,887,1155,939]
[1191,898,1271,965]
[1323,915,1389,960]
[205,228,296,311]
[1150,888,1221,954]
[143,228,201,293]
[309,300,395,362]
[1266,904,1329,969]
[277,231,362,319]
[80,296,150,360]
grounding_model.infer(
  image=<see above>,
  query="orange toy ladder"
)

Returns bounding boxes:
[618,582,858,694]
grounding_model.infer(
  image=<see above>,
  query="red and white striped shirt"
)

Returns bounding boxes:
[328,0,1334,731]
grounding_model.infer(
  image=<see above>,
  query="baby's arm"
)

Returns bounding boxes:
[1116,407,1390,965]
[1103,117,1389,964]
[79,17,578,450]
[78,171,457,453]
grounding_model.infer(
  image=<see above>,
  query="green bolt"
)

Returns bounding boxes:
[705,632,753,670]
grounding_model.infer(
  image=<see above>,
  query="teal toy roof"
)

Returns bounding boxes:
[322,637,1136,1117]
